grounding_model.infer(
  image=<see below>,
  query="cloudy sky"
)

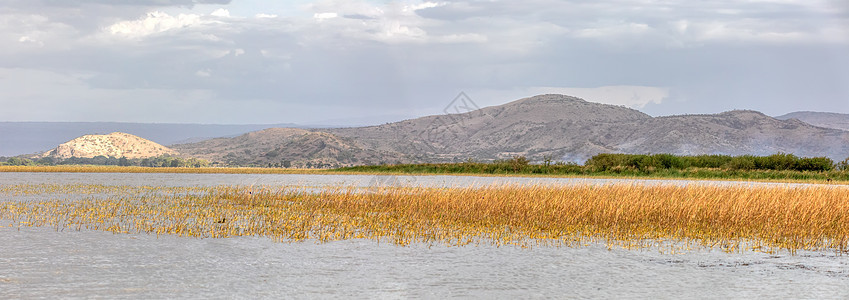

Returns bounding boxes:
[1,0,847,125]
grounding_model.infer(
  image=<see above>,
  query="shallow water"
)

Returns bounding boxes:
[2,225,848,299]
[1,172,839,189]
[2,172,849,298]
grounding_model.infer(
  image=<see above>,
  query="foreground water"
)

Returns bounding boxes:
[2,172,849,298]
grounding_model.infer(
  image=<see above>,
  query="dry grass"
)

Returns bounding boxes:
[0,165,326,174]
[2,183,848,253]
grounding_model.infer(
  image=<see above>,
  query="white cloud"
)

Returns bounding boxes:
[255,13,278,19]
[106,11,206,38]
[195,68,212,77]
[300,1,487,44]
[406,2,446,12]
[210,8,230,18]
[18,36,44,47]
[0,13,78,55]
[313,12,338,20]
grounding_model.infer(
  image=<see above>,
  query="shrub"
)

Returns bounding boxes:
[685,154,733,168]
[724,155,757,170]
[756,153,798,170]
[838,157,849,172]
[586,153,627,171]
[651,153,686,169]
[6,157,35,166]
[793,157,834,172]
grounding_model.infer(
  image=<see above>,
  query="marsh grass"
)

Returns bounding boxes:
[2,183,848,254]
[0,165,327,174]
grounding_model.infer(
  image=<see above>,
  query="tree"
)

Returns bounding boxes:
[6,157,34,166]
[37,157,56,166]
[837,156,849,172]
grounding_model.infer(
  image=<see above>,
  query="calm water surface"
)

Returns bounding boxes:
[2,172,848,299]
[0,172,837,188]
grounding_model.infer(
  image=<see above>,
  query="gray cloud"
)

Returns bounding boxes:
[0,0,847,124]
[40,0,231,7]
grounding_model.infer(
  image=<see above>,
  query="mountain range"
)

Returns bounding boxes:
[174,94,849,166]
[776,111,849,131]
[7,94,849,166]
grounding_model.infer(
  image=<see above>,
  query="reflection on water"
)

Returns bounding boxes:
[2,172,849,298]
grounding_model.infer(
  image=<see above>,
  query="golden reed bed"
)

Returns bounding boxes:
[0,165,326,174]
[2,183,848,253]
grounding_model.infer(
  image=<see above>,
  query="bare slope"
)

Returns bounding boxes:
[776,111,849,131]
[171,128,406,168]
[41,132,177,159]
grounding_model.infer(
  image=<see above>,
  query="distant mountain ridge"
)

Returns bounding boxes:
[775,111,849,131]
[172,94,849,166]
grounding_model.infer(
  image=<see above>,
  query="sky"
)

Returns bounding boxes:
[1,0,848,125]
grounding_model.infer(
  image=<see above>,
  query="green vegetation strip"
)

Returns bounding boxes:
[3,153,849,182]
[339,153,849,182]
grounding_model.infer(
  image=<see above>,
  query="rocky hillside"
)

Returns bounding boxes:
[322,94,849,162]
[171,128,407,168]
[324,94,652,162]
[173,94,849,166]
[40,132,177,159]
[605,110,848,160]
[776,111,849,131]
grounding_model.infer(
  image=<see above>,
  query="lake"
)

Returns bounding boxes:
[2,172,848,299]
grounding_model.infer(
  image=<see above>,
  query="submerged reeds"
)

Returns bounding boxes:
[2,183,848,253]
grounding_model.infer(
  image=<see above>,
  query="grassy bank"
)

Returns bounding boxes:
[337,163,849,182]
[337,153,849,182]
[3,183,848,253]
[4,152,849,183]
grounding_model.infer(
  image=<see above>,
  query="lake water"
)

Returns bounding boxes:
[0,172,836,189]
[2,172,849,299]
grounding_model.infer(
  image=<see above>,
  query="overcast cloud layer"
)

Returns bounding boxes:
[1,0,847,125]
